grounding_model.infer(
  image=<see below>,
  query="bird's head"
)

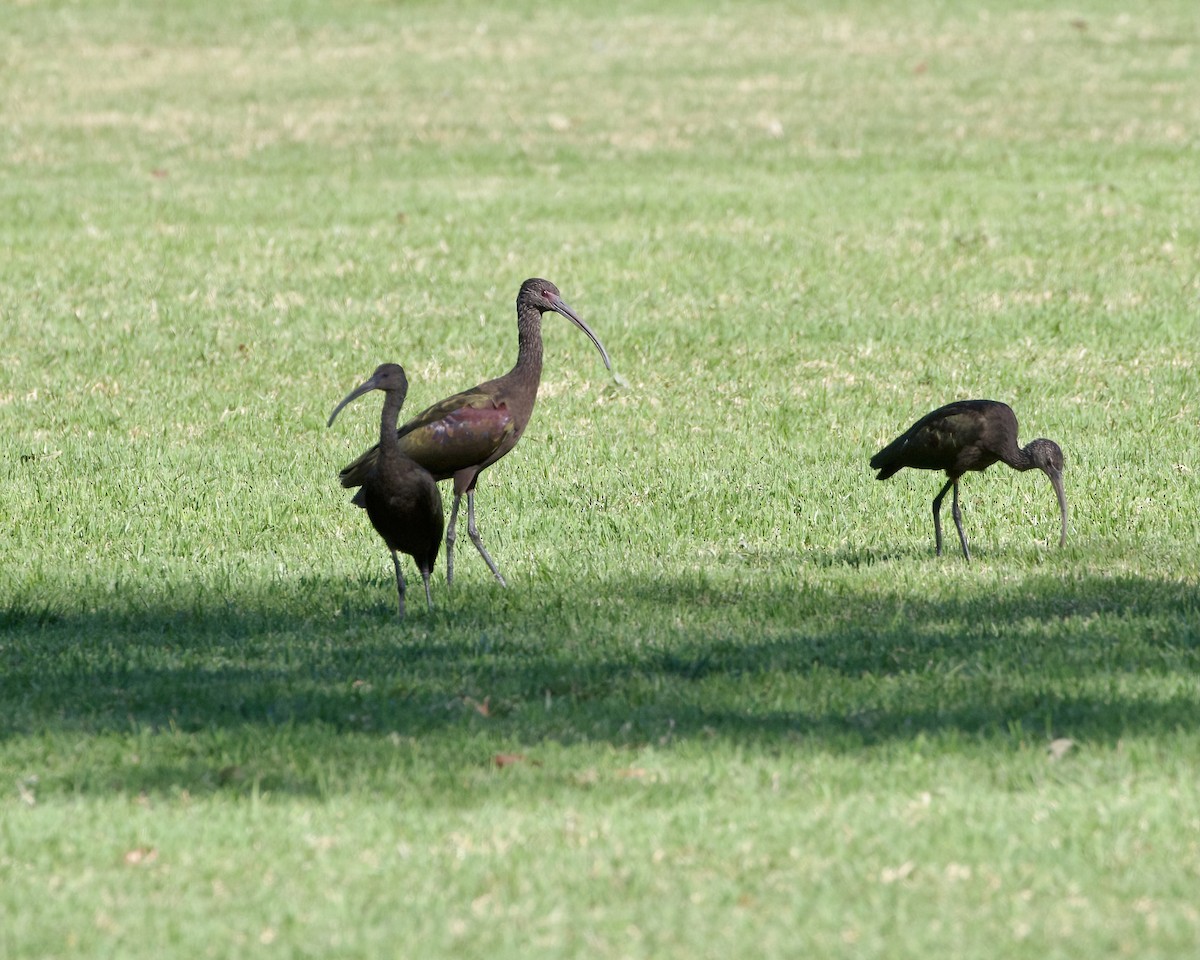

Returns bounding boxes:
[1026,438,1064,475]
[327,363,409,428]
[517,277,613,371]
[519,278,565,313]
[1026,438,1067,547]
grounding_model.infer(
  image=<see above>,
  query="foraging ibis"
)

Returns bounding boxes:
[870,399,1067,560]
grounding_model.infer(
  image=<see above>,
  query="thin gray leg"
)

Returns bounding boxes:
[390,550,406,618]
[445,493,462,585]
[931,478,954,557]
[421,569,434,611]
[951,481,971,561]
[466,491,507,588]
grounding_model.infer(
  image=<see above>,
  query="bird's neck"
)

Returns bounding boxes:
[509,304,544,383]
[378,391,404,466]
[1004,443,1037,472]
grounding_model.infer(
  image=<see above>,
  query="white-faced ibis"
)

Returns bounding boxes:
[328,363,444,616]
[870,399,1067,560]
[337,278,612,587]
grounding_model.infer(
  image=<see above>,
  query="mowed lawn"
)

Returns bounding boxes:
[2,0,1199,956]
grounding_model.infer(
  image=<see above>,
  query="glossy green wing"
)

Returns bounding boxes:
[396,390,516,476]
[871,401,992,476]
[338,389,515,487]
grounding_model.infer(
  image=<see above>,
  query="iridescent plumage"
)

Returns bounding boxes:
[328,363,443,616]
[871,399,1067,560]
[338,279,611,586]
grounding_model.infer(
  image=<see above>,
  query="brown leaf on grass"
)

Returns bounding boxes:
[123,847,158,866]
[1047,738,1075,761]
[880,861,915,884]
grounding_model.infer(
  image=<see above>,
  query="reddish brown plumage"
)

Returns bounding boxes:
[338,279,611,586]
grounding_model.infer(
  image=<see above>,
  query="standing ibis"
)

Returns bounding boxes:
[870,399,1067,560]
[337,278,612,587]
[328,363,444,617]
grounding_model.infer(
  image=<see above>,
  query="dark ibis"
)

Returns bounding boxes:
[328,363,444,616]
[870,399,1067,560]
[337,278,612,587]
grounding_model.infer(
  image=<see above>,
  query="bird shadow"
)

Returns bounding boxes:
[2,568,1197,796]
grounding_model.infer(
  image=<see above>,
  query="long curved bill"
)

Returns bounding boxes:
[549,294,612,372]
[1046,466,1068,547]
[327,375,381,428]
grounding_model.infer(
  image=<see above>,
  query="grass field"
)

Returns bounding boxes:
[3,0,1200,956]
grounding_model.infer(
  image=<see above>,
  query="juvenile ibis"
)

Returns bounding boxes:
[870,399,1067,560]
[337,278,612,587]
[328,363,444,616]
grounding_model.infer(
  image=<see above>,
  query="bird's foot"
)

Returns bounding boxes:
[472,538,507,588]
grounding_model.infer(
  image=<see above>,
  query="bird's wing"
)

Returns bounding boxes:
[920,411,980,447]
[395,389,516,476]
[871,403,988,475]
[339,388,517,489]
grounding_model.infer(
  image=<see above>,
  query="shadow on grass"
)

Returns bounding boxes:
[2,568,1197,795]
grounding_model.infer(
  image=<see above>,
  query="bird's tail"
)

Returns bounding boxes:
[338,446,379,489]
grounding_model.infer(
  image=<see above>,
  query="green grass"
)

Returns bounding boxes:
[3,0,1200,956]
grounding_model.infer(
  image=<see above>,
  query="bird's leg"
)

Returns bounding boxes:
[445,493,463,586]
[931,478,954,557]
[466,490,508,588]
[390,550,406,618]
[951,481,971,562]
[421,569,434,612]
